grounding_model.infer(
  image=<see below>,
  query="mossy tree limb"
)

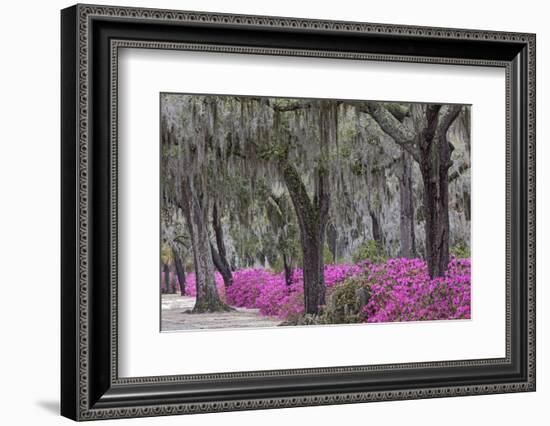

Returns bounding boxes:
[210,201,233,287]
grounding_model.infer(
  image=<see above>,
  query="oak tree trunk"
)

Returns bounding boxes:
[160,265,166,294]
[281,163,328,314]
[211,202,233,287]
[399,149,416,258]
[172,245,187,296]
[283,253,293,286]
[180,176,229,312]
[418,119,451,278]
[301,226,326,315]
[210,243,233,288]
[163,263,172,294]
[420,160,450,277]
[278,100,335,315]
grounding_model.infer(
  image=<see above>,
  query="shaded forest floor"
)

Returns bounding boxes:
[161,294,282,331]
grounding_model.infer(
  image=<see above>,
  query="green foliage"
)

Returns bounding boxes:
[339,142,352,159]
[351,240,387,264]
[321,275,371,324]
[280,313,331,326]
[450,240,471,259]
[350,159,367,176]
[272,244,332,273]
[184,259,194,272]
[323,244,333,265]
[271,248,302,275]
[382,103,410,120]
[257,139,290,161]
[271,257,285,274]
[370,195,381,211]
[160,244,173,265]
[339,120,359,140]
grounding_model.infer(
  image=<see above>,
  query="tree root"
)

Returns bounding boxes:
[191,300,236,313]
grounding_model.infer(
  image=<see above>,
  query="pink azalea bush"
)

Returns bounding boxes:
[226,264,364,318]
[184,272,226,300]
[360,257,471,322]
[163,257,471,324]
[226,258,470,322]
[161,271,226,300]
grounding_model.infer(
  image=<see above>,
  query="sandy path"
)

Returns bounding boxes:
[161,294,282,331]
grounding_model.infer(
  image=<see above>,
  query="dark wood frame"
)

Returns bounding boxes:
[61,3,536,421]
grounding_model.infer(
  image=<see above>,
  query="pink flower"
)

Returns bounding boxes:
[164,256,471,324]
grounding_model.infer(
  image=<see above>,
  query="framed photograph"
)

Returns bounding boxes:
[61,4,536,421]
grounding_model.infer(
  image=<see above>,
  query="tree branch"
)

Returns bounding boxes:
[437,104,463,135]
[422,104,442,148]
[352,101,420,162]
[280,161,317,232]
[271,102,311,112]
[250,98,312,112]
[382,103,410,121]
[357,101,416,145]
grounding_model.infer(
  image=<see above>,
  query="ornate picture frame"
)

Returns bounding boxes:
[61,3,535,421]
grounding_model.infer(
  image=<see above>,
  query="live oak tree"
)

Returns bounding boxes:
[283,101,335,314]
[382,105,417,258]
[210,201,233,287]
[180,175,230,312]
[205,107,234,288]
[358,102,462,277]
[255,99,336,314]
[343,105,416,259]
[161,95,231,312]
[264,192,301,286]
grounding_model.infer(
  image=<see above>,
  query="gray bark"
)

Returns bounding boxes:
[414,104,462,277]
[281,162,328,315]
[282,253,293,286]
[163,263,172,294]
[172,244,186,296]
[210,243,233,288]
[399,149,416,258]
[211,202,233,287]
[180,176,228,312]
[277,100,335,315]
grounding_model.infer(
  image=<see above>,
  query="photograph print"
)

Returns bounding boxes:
[160,93,471,332]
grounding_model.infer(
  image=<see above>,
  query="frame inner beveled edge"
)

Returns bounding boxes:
[109,39,512,386]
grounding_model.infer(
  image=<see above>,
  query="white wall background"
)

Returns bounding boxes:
[0,0,546,424]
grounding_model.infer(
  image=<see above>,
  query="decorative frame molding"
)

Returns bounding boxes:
[61,3,535,421]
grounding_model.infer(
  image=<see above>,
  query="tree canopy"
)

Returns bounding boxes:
[160,94,471,314]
